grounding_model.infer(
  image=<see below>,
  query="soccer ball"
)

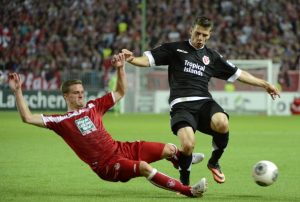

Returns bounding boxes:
[252,160,278,186]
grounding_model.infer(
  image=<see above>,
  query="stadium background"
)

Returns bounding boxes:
[1,0,300,115]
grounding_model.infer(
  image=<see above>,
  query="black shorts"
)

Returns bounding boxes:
[170,99,229,136]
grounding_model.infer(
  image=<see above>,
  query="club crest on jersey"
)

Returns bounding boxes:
[202,55,210,65]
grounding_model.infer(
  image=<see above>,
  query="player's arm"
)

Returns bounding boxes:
[122,49,150,67]
[111,53,127,103]
[8,73,46,128]
[237,70,280,100]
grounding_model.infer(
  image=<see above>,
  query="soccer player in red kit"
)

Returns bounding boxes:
[8,53,207,198]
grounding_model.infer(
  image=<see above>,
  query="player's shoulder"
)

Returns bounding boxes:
[160,40,189,49]
[204,46,219,55]
[205,47,224,58]
[43,112,68,118]
[87,92,114,106]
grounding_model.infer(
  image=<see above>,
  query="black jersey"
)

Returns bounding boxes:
[145,40,241,106]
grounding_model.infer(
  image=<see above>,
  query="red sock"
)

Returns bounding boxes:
[147,168,192,197]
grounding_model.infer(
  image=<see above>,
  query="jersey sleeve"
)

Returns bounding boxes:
[212,51,241,82]
[41,114,63,131]
[90,92,115,114]
[146,43,173,66]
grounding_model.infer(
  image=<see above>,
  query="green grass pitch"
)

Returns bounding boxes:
[0,112,299,202]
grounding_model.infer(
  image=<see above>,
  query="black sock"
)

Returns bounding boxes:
[209,150,224,166]
[178,153,192,185]
[209,132,229,165]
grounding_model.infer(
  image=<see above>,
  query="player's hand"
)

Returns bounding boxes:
[8,73,22,92]
[121,49,135,62]
[266,84,280,100]
[111,53,125,69]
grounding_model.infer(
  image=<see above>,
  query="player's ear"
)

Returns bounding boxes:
[63,93,68,100]
[189,27,193,35]
[206,30,212,40]
[208,28,213,37]
[207,33,211,40]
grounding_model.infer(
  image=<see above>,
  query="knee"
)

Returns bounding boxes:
[181,141,195,155]
[215,121,229,134]
[139,161,153,177]
[211,113,229,134]
[163,143,178,158]
[177,127,195,155]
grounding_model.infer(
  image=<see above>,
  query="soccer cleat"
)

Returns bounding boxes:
[207,162,225,183]
[168,153,205,169]
[190,178,208,197]
[192,153,205,165]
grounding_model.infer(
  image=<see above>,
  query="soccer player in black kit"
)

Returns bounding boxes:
[122,16,280,185]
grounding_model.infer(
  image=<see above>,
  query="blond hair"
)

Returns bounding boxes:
[60,80,82,94]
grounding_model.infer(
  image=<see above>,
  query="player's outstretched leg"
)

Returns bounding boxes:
[140,161,207,197]
[147,168,208,197]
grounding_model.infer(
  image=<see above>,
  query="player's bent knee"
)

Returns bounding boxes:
[215,122,229,134]
[181,142,194,155]
[212,115,229,134]
[164,143,178,158]
[139,161,153,177]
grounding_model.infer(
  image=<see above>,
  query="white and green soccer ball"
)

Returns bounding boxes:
[252,160,278,186]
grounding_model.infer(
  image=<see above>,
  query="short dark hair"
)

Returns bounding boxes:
[193,16,213,29]
[61,80,82,94]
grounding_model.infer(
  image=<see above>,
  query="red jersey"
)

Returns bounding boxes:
[42,92,118,168]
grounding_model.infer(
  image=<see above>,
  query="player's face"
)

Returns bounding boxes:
[190,25,211,49]
[64,84,85,110]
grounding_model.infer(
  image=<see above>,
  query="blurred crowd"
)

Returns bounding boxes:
[1,0,299,90]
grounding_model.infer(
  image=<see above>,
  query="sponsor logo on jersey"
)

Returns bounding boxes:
[202,55,210,65]
[176,49,188,53]
[75,116,97,136]
[183,60,206,76]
